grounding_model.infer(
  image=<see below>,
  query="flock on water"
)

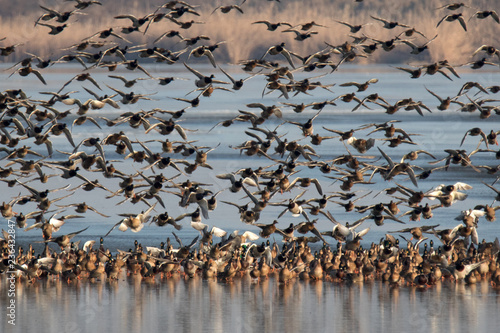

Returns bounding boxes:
[0,0,500,287]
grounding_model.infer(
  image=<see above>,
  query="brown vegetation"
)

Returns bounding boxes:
[0,0,497,64]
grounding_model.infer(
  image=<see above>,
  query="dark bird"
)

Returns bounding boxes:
[437,13,467,31]
[252,21,292,31]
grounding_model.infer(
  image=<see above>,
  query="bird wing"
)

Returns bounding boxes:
[32,69,47,85]
[83,240,95,252]
[457,16,467,31]
[187,235,199,249]
[197,199,210,219]
[183,62,204,79]
[104,220,123,237]
[118,219,130,232]
[172,231,183,247]
[24,222,43,232]
[377,147,395,169]
[311,178,323,196]
[190,221,208,232]
[67,226,89,239]
[454,182,472,191]
[211,226,227,238]
[49,217,66,230]
[242,231,260,241]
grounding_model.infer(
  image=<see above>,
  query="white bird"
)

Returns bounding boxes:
[455,209,485,226]
[426,182,472,206]
[104,203,157,237]
[190,222,227,244]
[216,173,259,193]
[444,260,485,280]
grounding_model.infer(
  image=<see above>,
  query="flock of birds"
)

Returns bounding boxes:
[0,0,500,287]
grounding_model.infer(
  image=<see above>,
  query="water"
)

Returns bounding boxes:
[6,274,500,333]
[1,63,500,332]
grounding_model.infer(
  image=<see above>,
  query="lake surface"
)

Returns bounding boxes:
[4,272,500,333]
[1,61,500,333]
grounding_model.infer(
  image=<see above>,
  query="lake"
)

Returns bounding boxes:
[1,55,500,333]
[5,271,500,333]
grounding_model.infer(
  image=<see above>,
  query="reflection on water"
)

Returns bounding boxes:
[3,273,500,333]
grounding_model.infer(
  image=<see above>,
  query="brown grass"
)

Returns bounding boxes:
[0,0,497,65]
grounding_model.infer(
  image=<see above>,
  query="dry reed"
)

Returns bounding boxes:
[0,0,497,65]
